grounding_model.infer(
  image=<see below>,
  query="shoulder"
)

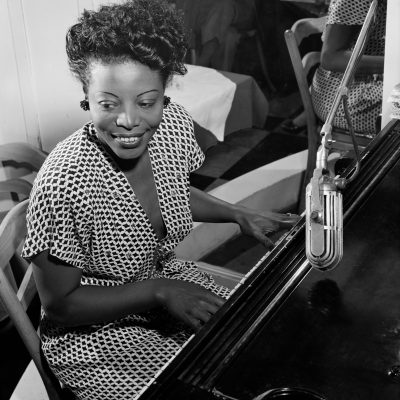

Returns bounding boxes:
[161,102,194,132]
[33,123,97,196]
[153,101,196,148]
[151,102,204,169]
[156,101,198,144]
[327,0,372,25]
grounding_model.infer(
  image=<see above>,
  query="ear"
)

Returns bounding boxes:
[80,99,90,111]
[163,96,171,108]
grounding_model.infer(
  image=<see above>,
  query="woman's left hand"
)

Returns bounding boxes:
[235,208,300,248]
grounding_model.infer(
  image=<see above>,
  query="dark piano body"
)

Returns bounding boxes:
[139,119,400,400]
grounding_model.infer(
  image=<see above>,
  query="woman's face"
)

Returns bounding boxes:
[86,60,165,160]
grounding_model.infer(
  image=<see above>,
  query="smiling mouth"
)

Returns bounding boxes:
[111,132,145,144]
[114,136,140,144]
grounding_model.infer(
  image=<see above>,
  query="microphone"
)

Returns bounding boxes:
[305,0,378,271]
[305,167,343,271]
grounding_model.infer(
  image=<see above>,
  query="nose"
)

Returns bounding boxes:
[116,104,139,130]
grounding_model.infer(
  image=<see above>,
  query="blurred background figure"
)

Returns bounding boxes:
[281,0,386,136]
[312,0,386,136]
[173,0,255,71]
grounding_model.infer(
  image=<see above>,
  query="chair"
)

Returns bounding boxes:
[0,142,47,220]
[0,142,46,180]
[284,17,373,211]
[0,143,47,326]
[0,178,33,222]
[0,199,69,400]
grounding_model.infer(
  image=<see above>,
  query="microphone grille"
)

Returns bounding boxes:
[306,186,343,271]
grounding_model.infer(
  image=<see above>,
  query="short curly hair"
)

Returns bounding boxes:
[66,0,188,93]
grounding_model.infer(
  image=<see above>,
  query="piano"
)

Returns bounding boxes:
[138,119,400,400]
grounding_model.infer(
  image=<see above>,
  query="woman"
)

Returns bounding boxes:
[173,0,254,70]
[22,1,296,399]
[281,0,386,137]
[311,0,386,136]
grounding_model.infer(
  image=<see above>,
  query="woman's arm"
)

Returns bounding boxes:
[32,250,225,331]
[189,186,242,223]
[189,186,298,247]
[321,24,384,75]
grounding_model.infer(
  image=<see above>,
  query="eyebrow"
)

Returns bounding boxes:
[137,89,160,97]
[97,89,160,98]
[97,91,118,98]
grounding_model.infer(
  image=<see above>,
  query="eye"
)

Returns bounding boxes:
[139,101,156,109]
[99,101,117,111]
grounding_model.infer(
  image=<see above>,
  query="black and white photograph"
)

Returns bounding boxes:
[0,0,399,399]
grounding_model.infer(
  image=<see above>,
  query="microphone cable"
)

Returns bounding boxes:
[341,94,361,185]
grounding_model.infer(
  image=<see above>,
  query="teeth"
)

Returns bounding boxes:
[116,136,139,143]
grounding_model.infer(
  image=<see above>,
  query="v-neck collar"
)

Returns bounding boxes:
[146,137,168,242]
[86,123,169,243]
[122,142,168,243]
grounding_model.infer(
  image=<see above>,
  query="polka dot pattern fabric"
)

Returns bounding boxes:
[311,0,386,136]
[22,102,230,400]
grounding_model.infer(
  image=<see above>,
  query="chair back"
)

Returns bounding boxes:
[0,142,46,219]
[0,142,46,179]
[0,178,33,222]
[0,199,65,400]
[289,16,327,47]
[284,18,326,197]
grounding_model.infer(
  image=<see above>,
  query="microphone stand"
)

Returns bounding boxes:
[306,0,378,270]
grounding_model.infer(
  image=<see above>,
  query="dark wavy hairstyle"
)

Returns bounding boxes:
[66,0,188,93]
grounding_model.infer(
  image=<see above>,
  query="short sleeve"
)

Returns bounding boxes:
[186,120,205,173]
[327,0,372,25]
[22,167,90,269]
[162,102,205,173]
[176,104,205,173]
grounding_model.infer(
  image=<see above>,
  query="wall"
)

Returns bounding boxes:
[0,0,122,152]
[0,0,36,146]
[382,0,400,126]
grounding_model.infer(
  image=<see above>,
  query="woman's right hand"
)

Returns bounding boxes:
[32,250,225,329]
[155,279,226,331]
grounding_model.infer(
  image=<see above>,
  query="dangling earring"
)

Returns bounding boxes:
[80,99,90,111]
[163,96,171,108]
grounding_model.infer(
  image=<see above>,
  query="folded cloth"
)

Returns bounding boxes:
[388,83,400,120]
[165,64,236,141]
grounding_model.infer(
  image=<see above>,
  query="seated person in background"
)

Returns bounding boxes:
[174,0,255,70]
[22,1,297,399]
[282,0,386,137]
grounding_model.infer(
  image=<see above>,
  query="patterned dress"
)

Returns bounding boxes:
[22,102,230,400]
[311,0,386,136]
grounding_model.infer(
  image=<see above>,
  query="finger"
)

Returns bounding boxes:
[263,212,300,225]
[260,223,279,234]
[253,231,275,248]
[263,236,275,249]
[191,307,213,325]
[199,299,222,316]
[199,290,226,308]
[186,316,204,332]
[280,214,301,227]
